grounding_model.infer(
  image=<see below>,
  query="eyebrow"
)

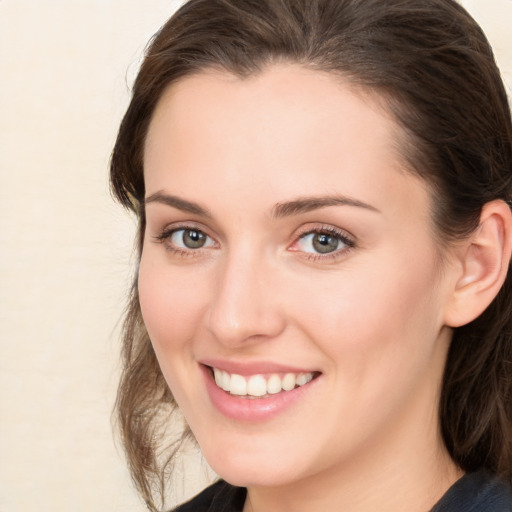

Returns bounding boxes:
[144,191,212,217]
[271,195,380,218]
[144,191,380,218]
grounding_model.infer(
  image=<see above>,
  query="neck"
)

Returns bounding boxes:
[244,430,461,512]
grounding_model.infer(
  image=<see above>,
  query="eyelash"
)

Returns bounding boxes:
[153,224,217,258]
[290,225,355,262]
[153,223,356,261]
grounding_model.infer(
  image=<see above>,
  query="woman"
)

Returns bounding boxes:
[110,0,512,511]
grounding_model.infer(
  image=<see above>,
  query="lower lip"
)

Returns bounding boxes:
[201,365,319,422]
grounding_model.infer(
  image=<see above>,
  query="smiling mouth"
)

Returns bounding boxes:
[208,366,320,398]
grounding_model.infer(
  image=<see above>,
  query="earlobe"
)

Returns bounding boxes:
[444,200,512,328]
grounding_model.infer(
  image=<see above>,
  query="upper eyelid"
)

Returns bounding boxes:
[289,225,357,263]
[147,214,226,241]
[152,221,356,250]
[293,223,356,243]
[153,226,218,257]
[152,223,218,250]
[289,223,356,254]
[156,221,216,239]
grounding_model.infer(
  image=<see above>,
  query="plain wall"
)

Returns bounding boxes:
[1,1,511,511]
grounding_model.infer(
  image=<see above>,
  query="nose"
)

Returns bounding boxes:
[205,249,286,347]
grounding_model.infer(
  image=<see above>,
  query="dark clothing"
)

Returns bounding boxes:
[173,472,512,512]
[174,480,245,512]
[431,471,512,512]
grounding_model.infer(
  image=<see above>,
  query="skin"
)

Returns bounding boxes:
[139,65,464,512]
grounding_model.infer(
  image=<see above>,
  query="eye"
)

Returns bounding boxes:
[169,228,215,249]
[290,226,355,258]
[301,232,344,254]
[154,226,217,254]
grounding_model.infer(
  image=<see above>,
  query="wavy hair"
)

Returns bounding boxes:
[110,0,512,509]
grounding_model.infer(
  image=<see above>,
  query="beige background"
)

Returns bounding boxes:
[1,1,511,511]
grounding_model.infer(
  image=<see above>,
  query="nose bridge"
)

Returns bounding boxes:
[206,242,284,346]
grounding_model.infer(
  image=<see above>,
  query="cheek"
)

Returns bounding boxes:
[138,253,209,357]
[137,253,215,414]
[292,252,446,440]
[291,246,444,376]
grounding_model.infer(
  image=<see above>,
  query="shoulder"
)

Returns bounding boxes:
[432,472,512,512]
[172,480,246,512]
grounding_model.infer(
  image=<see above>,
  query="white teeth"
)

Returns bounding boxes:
[296,373,313,386]
[267,374,282,394]
[221,371,230,391]
[247,375,267,397]
[211,368,315,397]
[230,374,247,395]
[214,368,223,387]
[282,373,296,391]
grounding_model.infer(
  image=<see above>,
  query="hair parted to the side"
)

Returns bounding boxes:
[110,0,512,509]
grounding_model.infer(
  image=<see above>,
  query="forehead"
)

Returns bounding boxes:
[143,64,427,217]
[145,64,402,165]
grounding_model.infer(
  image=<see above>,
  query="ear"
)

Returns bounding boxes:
[444,200,512,328]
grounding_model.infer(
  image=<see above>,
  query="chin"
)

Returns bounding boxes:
[200,439,305,488]
[212,463,297,488]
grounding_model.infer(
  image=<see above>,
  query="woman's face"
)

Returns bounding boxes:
[140,65,457,488]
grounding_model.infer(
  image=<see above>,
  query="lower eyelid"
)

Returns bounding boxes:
[301,249,351,262]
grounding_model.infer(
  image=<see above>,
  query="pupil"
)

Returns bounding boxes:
[313,233,338,254]
[183,229,206,249]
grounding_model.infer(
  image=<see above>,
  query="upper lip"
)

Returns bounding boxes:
[200,358,318,376]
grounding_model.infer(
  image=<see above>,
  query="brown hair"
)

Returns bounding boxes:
[110,0,512,508]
